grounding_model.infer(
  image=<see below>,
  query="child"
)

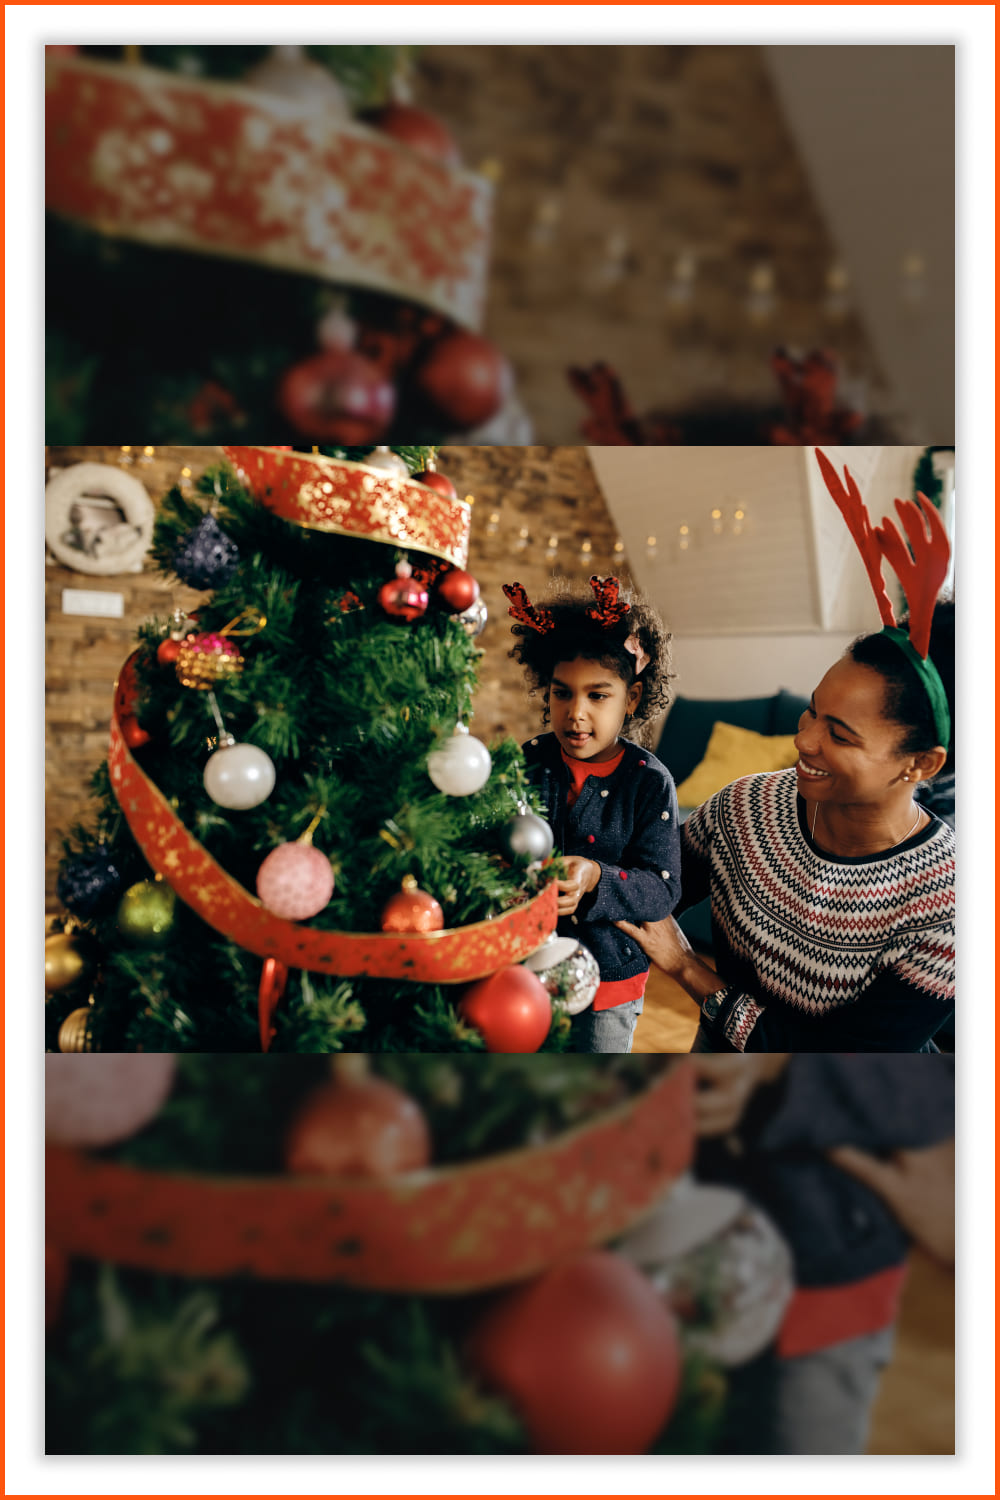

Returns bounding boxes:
[503,575,680,1053]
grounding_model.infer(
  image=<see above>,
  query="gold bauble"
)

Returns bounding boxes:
[117,879,177,947]
[45,932,96,994]
[58,1006,94,1053]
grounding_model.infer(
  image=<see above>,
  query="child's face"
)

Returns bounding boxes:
[547,657,642,763]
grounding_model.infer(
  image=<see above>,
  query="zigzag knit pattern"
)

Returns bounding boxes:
[684,770,955,1019]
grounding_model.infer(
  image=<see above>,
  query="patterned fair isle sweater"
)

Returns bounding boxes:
[681,769,955,1053]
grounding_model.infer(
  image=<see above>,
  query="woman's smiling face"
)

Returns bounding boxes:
[794,657,914,806]
[548,657,642,762]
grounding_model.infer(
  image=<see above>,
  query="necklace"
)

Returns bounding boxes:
[811,801,922,854]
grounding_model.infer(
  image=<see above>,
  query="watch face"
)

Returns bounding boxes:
[702,988,726,1020]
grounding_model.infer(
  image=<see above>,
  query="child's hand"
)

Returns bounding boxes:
[557,857,601,915]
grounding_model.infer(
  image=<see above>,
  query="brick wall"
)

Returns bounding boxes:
[420,44,890,441]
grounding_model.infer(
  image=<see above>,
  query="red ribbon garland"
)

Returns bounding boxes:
[108,661,557,986]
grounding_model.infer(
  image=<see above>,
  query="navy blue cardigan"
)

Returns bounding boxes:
[522,733,681,982]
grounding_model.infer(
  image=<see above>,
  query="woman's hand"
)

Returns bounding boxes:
[557,856,601,916]
[691,1055,790,1137]
[615,914,697,980]
[827,1138,955,1267]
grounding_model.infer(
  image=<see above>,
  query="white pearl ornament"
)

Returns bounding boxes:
[427,723,492,796]
[203,737,276,809]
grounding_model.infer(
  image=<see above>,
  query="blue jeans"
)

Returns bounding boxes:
[570,995,644,1053]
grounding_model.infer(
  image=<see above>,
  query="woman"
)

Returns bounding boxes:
[618,603,955,1053]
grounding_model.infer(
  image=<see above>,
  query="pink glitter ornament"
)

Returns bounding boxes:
[256,841,335,921]
[45,1055,178,1147]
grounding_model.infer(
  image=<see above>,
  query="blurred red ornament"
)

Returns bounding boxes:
[459,966,551,1053]
[114,654,152,746]
[187,379,244,436]
[414,331,514,430]
[381,875,444,933]
[414,467,458,499]
[120,715,152,750]
[377,560,429,622]
[284,1067,432,1176]
[467,1250,683,1454]
[277,349,396,444]
[45,1242,69,1328]
[258,957,289,1053]
[436,568,480,614]
[364,102,461,167]
[156,637,183,666]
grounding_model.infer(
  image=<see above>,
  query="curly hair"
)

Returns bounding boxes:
[848,594,955,776]
[507,578,674,732]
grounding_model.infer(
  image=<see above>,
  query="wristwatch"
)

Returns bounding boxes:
[700,982,736,1025]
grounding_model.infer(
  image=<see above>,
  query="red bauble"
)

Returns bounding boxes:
[459,967,551,1053]
[120,715,152,750]
[381,876,444,933]
[364,102,461,167]
[377,577,429,622]
[414,331,514,431]
[378,561,429,622]
[414,468,458,500]
[156,637,183,666]
[436,568,480,614]
[277,350,396,444]
[467,1250,683,1454]
[284,1073,432,1177]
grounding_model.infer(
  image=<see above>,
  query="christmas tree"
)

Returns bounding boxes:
[46,446,571,1054]
[46,1053,729,1456]
[45,46,517,445]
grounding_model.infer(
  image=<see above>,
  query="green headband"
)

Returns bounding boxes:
[879,627,952,750]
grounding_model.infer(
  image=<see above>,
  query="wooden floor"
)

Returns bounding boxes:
[867,1248,955,1454]
[633,961,701,1052]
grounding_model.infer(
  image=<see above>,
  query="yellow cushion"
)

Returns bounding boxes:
[674,721,800,806]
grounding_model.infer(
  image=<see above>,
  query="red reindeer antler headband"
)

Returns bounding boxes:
[503,576,650,674]
[815,449,951,746]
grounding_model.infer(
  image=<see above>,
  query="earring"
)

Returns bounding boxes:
[902,775,910,782]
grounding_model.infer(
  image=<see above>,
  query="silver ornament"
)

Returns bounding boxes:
[457,595,488,638]
[616,1173,794,1367]
[499,807,554,862]
[203,737,276,809]
[363,446,411,477]
[522,933,599,1016]
[243,45,350,116]
[427,723,492,796]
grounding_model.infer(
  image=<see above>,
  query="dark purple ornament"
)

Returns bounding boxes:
[172,515,241,591]
[56,848,124,919]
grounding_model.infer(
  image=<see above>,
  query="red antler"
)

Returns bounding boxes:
[585,575,631,626]
[873,494,951,659]
[567,363,643,445]
[502,581,555,634]
[814,448,896,628]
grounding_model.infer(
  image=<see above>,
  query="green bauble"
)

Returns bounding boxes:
[117,879,177,947]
